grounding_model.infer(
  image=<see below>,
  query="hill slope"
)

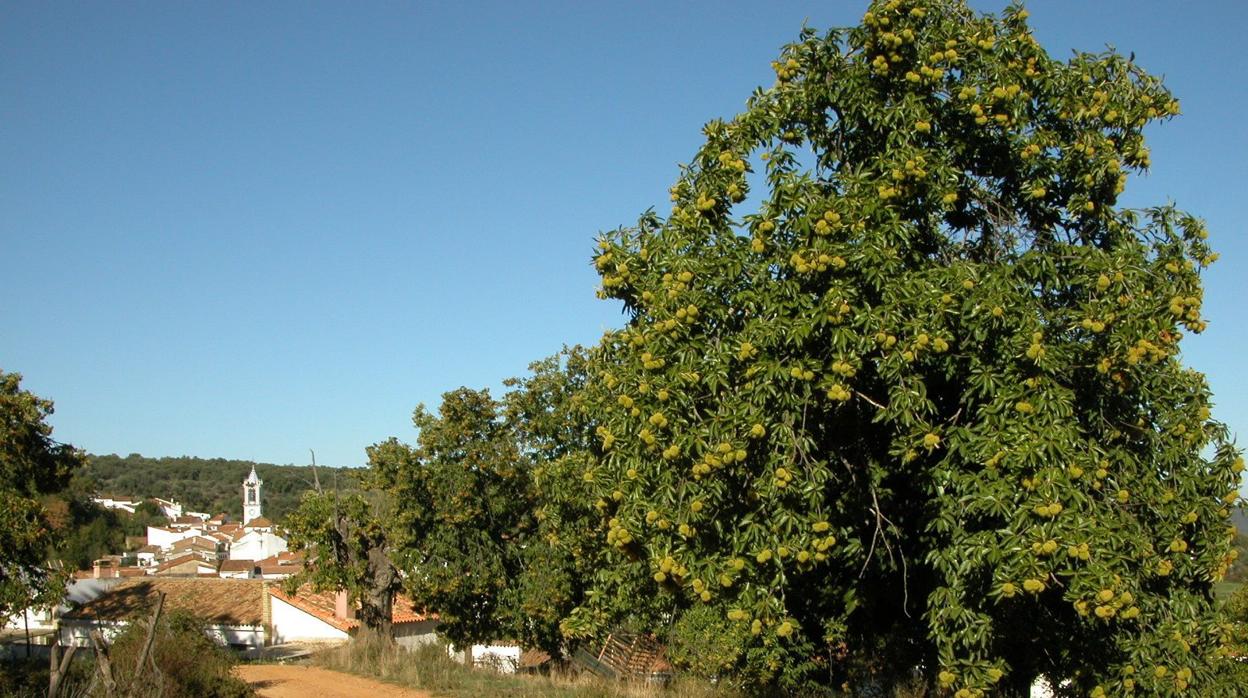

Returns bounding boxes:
[84,453,357,523]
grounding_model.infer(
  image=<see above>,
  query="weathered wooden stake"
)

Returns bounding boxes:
[89,629,117,696]
[47,635,78,698]
[131,591,166,688]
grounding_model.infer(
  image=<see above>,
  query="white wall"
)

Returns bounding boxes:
[469,643,521,673]
[229,531,289,561]
[395,620,439,650]
[59,620,264,649]
[59,621,125,648]
[4,607,55,631]
[203,625,265,648]
[154,499,183,518]
[92,497,137,514]
[146,526,202,550]
[269,595,349,644]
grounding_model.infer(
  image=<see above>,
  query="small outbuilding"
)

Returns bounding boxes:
[58,578,267,649]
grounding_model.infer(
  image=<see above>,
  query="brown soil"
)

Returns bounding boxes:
[235,664,434,698]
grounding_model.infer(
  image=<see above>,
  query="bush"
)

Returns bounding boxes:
[666,604,750,681]
[106,609,252,698]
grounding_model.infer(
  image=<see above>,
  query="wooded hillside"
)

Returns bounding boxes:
[84,453,357,523]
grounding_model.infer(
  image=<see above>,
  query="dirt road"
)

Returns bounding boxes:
[235,664,434,698]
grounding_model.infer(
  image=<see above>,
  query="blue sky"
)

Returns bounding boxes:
[2,1,1245,475]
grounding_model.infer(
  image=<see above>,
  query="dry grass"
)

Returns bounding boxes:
[313,638,738,698]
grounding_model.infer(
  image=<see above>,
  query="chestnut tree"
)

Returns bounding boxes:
[570,1,1242,694]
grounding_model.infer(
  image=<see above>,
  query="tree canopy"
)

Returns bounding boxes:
[281,2,1242,693]
[569,0,1242,694]
[287,350,600,655]
[0,371,84,618]
[285,486,401,639]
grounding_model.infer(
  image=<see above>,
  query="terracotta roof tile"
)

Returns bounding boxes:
[257,551,303,565]
[255,552,304,575]
[153,554,215,574]
[62,578,265,626]
[243,516,273,528]
[171,536,219,551]
[218,560,257,573]
[257,563,303,577]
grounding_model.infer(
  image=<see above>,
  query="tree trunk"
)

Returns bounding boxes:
[331,502,398,641]
[360,544,396,641]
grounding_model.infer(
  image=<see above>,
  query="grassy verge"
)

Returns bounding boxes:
[313,638,738,698]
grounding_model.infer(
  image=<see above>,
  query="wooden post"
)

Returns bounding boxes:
[132,592,165,684]
[47,636,77,698]
[89,630,117,697]
[47,639,59,698]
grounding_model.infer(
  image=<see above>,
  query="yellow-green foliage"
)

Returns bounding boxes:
[0,370,83,620]
[569,0,1242,694]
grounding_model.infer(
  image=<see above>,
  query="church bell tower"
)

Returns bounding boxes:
[242,465,263,523]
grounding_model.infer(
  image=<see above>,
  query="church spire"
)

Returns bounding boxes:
[242,465,263,524]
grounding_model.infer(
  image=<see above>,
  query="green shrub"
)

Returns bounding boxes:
[106,609,252,698]
[667,604,750,680]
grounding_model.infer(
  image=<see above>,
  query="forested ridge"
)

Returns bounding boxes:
[84,453,356,523]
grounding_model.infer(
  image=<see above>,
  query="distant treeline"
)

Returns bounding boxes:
[84,453,357,523]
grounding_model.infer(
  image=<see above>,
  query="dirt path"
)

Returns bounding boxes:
[236,664,435,698]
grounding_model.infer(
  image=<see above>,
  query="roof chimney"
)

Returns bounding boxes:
[334,590,355,621]
[93,559,117,579]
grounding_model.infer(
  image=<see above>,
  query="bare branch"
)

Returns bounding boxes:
[311,449,322,493]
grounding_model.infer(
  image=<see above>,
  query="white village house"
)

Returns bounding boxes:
[55,578,437,651]
[229,517,289,561]
[138,465,290,573]
[58,578,268,649]
[12,466,435,659]
[268,585,437,648]
[90,495,142,514]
